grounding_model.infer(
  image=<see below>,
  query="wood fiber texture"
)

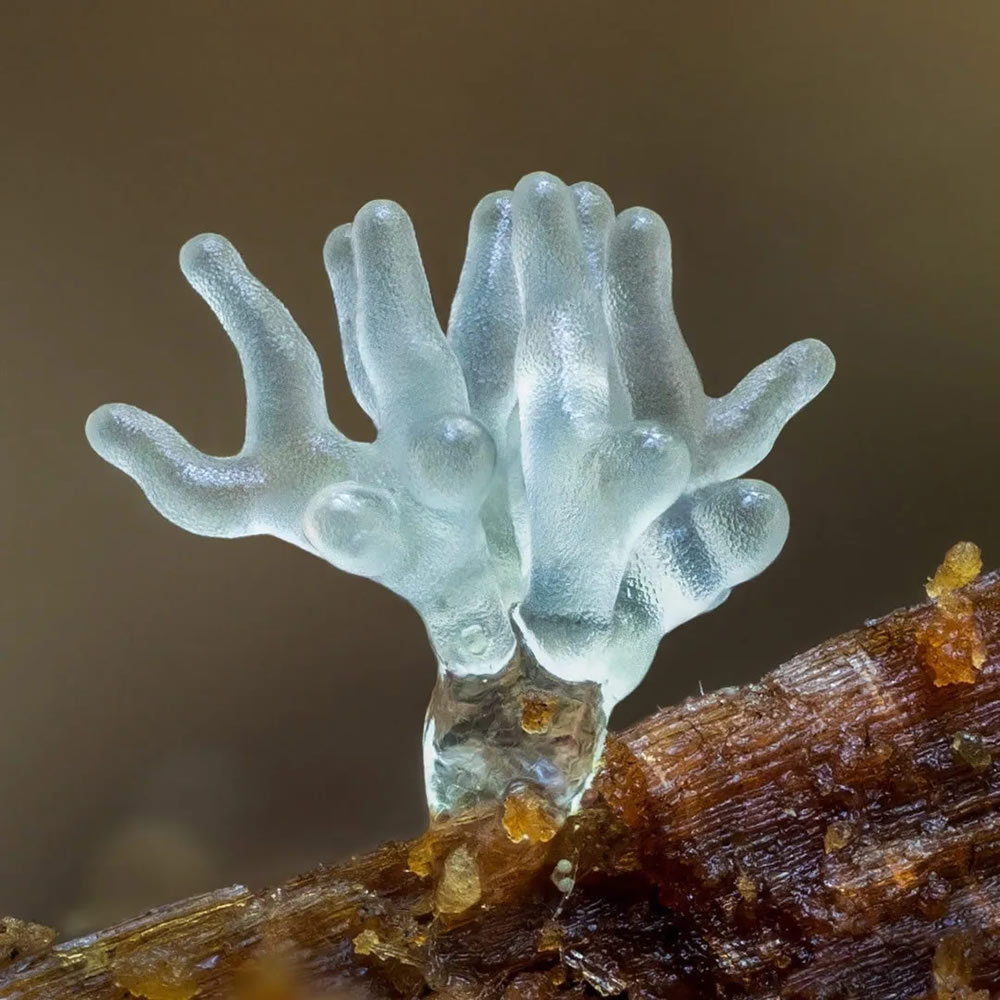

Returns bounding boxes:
[2,572,998,1000]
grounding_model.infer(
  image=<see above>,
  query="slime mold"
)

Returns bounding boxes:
[87,172,834,824]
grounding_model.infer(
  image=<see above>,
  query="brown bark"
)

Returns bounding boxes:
[2,571,999,1000]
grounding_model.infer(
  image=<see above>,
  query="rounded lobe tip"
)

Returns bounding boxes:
[304,482,400,578]
[85,403,172,477]
[407,413,497,511]
[470,190,513,231]
[352,198,413,236]
[514,170,570,206]
[322,223,353,268]
[798,338,837,387]
[85,402,143,464]
[731,479,788,522]
[614,206,671,247]
[701,478,790,573]
[179,233,241,279]
[778,338,837,403]
[351,201,422,272]
[571,181,613,215]
[84,403,116,453]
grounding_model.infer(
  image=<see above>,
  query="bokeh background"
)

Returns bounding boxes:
[4,1,999,932]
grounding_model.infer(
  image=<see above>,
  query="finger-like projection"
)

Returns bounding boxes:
[87,209,514,676]
[87,172,834,828]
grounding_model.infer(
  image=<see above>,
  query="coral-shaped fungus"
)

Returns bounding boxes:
[87,172,834,824]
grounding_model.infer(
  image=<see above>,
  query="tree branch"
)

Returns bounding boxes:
[3,568,999,999]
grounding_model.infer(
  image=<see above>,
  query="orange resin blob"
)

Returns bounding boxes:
[918,542,987,686]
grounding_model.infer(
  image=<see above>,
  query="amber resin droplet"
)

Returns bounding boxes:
[926,541,983,599]
[434,845,482,915]
[918,541,987,686]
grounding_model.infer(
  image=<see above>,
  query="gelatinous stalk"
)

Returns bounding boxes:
[424,631,606,824]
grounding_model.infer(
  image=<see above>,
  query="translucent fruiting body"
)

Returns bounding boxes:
[86,172,835,823]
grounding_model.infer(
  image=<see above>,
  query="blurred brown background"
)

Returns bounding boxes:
[3,1,998,931]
